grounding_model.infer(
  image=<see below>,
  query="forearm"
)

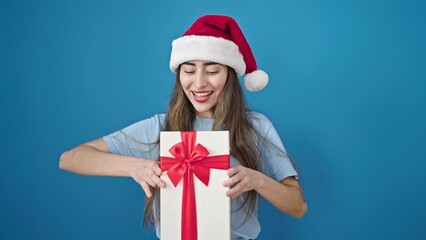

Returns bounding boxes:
[59,145,136,177]
[256,175,307,218]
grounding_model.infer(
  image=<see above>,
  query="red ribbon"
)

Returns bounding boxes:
[160,131,229,240]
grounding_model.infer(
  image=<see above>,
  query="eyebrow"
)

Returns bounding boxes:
[181,62,220,66]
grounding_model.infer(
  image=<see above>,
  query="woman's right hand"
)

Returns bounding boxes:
[130,158,166,198]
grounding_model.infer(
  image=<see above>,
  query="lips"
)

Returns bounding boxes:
[192,91,213,103]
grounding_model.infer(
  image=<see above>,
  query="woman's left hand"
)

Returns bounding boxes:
[223,165,263,199]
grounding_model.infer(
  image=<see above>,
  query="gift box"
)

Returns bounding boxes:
[160,131,230,240]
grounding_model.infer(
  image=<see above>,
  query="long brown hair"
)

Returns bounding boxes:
[144,66,260,227]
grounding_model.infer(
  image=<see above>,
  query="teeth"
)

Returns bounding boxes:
[193,91,212,97]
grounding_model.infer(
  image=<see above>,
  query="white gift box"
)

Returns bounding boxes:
[160,131,230,240]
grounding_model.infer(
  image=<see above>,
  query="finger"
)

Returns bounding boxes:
[227,166,241,177]
[142,172,159,188]
[140,181,152,198]
[148,172,167,188]
[150,162,163,176]
[227,179,249,198]
[223,172,242,187]
[145,162,165,187]
[154,176,167,188]
[226,184,242,199]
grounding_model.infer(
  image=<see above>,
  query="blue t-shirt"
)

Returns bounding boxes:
[103,112,297,240]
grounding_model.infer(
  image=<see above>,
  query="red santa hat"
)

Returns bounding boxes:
[170,15,268,92]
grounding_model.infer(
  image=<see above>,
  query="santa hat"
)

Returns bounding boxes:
[170,15,268,92]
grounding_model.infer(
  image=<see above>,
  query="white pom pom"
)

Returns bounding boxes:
[244,69,269,92]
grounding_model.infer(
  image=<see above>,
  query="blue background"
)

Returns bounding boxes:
[1,0,425,239]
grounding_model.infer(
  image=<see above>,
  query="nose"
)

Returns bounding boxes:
[194,72,208,88]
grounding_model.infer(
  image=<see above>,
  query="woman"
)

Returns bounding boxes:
[60,14,307,239]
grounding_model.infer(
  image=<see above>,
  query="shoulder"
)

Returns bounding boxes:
[133,113,166,127]
[247,111,284,145]
[150,113,167,128]
[247,111,270,122]
[247,111,274,131]
[116,113,167,137]
[103,113,166,157]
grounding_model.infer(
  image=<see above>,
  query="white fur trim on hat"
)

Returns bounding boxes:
[170,35,246,75]
[244,69,269,92]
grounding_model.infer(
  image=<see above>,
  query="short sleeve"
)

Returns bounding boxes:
[103,114,166,160]
[249,112,298,181]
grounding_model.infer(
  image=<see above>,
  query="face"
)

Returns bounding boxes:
[180,60,228,118]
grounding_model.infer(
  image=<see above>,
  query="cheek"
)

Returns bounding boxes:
[179,76,190,90]
[214,75,228,91]
[180,80,193,99]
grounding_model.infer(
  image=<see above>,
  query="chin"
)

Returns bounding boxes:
[194,108,213,118]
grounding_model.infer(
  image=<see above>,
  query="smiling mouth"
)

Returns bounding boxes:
[192,91,213,102]
[192,91,213,97]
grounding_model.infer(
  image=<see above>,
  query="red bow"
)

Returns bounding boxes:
[161,131,229,240]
